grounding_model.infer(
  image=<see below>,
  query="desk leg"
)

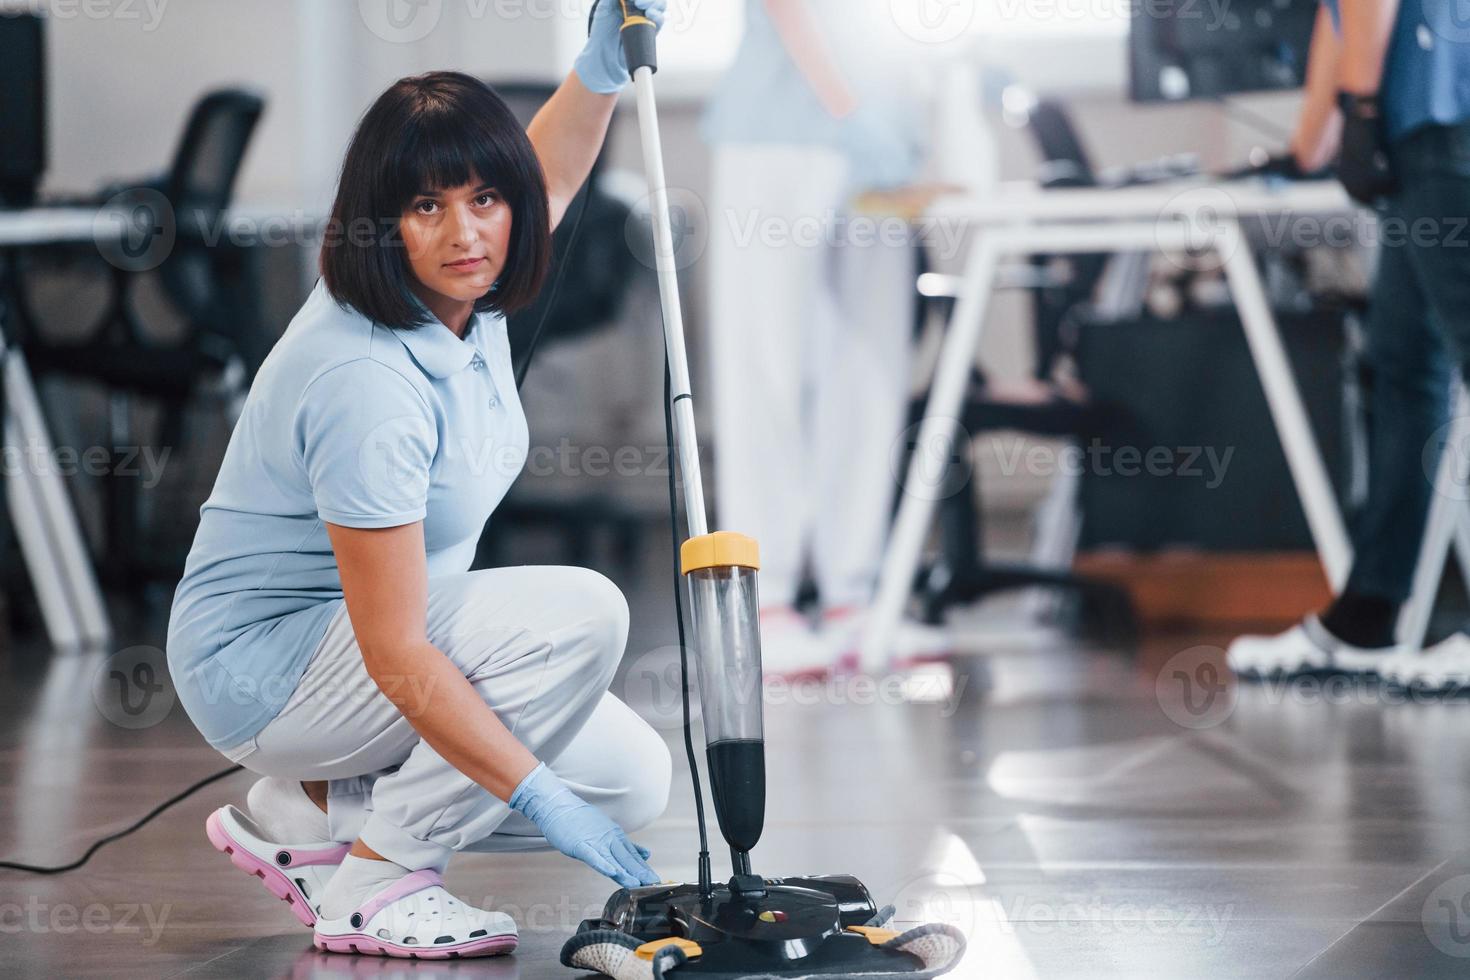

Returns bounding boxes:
[5,414,84,649]
[1399,388,1470,651]
[1452,511,1470,609]
[861,237,1001,673]
[1,333,113,650]
[1218,221,1353,588]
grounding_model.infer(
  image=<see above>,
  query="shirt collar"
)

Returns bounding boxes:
[394,293,481,379]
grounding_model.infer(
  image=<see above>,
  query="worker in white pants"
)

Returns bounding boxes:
[707,143,925,674]
[225,567,672,870]
[702,0,940,675]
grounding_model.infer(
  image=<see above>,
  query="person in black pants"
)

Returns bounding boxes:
[1229,0,1470,687]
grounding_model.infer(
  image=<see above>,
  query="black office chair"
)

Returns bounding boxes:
[18,88,266,594]
[900,97,1137,641]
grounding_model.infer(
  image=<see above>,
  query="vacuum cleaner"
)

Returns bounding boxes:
[556,4,968,977]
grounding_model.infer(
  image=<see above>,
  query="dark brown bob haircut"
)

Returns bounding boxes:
[320,71,551,329]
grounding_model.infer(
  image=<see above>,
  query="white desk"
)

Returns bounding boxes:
[0,203,318,651]
[860,178,1363,670]
[0,202,326,247]
[0,207,137,650]
[0,210,101,247]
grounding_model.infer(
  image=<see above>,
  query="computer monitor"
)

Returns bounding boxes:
[0,13,47,208]
[1130,0,1315,102]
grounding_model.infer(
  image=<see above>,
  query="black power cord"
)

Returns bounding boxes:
[512,0,604,390]
[513,170,596,389]
[0,765,243,874]
[664,356,714,898]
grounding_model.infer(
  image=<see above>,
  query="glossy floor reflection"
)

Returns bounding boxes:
[5,602,1470,978]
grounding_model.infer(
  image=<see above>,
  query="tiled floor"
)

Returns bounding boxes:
[5,564,1470,979]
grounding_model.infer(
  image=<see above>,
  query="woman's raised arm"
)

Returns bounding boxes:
[526,0,667,230]
[527,73,619,231]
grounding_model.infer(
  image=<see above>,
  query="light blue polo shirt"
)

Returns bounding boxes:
[166,278,529,751]
[1324,0,1470,141]
[700,0,925,189]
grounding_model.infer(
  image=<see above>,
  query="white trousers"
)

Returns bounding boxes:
[225,566,673,872]
[707,143,917,608]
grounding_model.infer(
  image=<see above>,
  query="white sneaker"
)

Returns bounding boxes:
[1380,633,1470,692]
[759,606,831,680]
[1226,615,1397,677]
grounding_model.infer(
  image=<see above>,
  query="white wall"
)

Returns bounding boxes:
[31,1,1305,205]
[32,0,573,209]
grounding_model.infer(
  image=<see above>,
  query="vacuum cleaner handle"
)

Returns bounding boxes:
[622,0,709,534]
[617,0,658,78]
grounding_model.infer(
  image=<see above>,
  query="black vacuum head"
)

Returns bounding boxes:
[560,873,967,976]
[601,874,877,947]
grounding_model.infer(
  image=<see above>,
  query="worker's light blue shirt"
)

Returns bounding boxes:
[1324,0,1470,141]
[166,279,528,751]
[700,0,925,188]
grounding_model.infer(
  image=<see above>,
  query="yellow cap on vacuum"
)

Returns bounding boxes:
[680,531,760,574]
[846,925,902,945]
[635,937,702,961]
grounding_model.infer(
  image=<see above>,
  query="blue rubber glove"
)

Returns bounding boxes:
[574,0,669,95]
[837,101,924,192]
[509,762,659,889]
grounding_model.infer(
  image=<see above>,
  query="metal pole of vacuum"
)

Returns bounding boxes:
[630,66,709,540]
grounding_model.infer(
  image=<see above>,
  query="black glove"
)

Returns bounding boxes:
[1227,150,1330,182]
[1336,92,1398,206]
